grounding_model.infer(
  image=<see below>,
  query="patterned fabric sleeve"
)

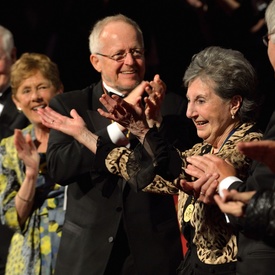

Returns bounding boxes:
[105,123,263,196]
[105,127,183,194]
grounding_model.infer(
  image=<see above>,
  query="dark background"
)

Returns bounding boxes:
[1,0,275,131]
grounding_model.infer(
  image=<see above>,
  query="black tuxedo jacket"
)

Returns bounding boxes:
[229,110,275,274]
[47,81,197,275]
[0,87,29,140]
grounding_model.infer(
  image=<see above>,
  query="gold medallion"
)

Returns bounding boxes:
[184,203,194,222]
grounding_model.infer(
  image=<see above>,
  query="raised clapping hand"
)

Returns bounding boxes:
[98,83,147,136]
[14,129,38,224]
[38,107,100,154]
[214,189,256,217]
[211,140,275,216]
[14,129,40,176]
[98,74,166,142]
[144,74,166,127]
[179,172,220,203]
[37,107,87,141]
[180,141,275,212]
[180,154,236,203]
[237,140,275,173]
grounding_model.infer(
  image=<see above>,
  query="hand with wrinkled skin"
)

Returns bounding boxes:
[182,154,236,204]
[214,189,256,217]
[37,107,87,140]
[98,74,166,142]
[98,92,149,143]
[237,140,275,173]
[37,107,99,154]
[98,74,165,123]
[144,74,165,127]
[185,154,237,182]
[180,172,219,203]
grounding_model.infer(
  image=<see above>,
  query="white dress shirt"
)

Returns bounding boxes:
[103,82,130,147]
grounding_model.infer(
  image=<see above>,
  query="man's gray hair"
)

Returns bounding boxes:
[0,25,15,60]
[88,14,143,54]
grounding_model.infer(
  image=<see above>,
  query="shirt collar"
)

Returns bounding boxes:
[103,82,125,98]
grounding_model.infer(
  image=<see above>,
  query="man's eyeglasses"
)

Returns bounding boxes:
[95,49,144,62]
[263,31,275,47]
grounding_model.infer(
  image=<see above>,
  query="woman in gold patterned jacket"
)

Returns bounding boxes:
[38,46,263,274]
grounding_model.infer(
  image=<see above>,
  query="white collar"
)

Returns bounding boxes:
[103,82,125,98]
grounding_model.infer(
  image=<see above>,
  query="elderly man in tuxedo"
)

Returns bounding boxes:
[45,14,199,275]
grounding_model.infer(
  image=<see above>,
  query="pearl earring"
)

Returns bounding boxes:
[17,107,22,112]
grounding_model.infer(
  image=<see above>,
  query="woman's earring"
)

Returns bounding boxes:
[17,107,22,112]
[231,110,235,119]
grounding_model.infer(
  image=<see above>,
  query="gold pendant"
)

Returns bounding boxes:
[184,203,194,222]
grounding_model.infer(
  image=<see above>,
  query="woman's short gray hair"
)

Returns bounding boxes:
[183,46,259,123]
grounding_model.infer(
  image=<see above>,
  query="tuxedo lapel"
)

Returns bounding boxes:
[86,82,124,196]
[86,82,131,192]
[84,81,111,132]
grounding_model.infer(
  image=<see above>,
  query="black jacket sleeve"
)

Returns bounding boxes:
[227,111,275,229]
[125,127,182,191]
[243,187,275,239]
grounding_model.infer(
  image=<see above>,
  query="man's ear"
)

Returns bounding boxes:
[90,54,102,73]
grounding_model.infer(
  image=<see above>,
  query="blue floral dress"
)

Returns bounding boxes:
[0,124,65,275]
